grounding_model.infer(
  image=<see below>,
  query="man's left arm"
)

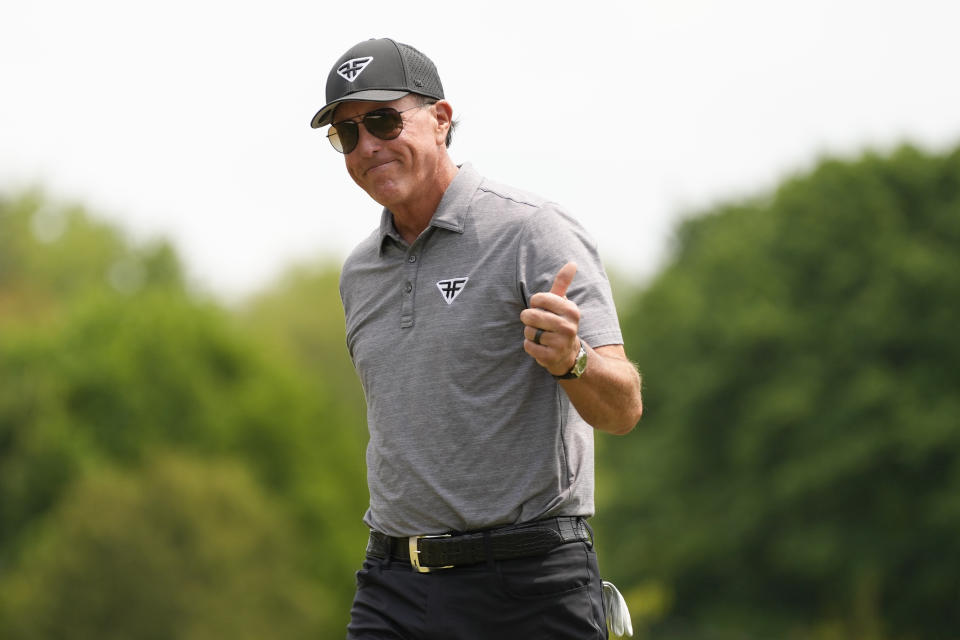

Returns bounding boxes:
[521,262,643,435]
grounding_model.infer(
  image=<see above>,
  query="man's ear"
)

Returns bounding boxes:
[433,100,453,143]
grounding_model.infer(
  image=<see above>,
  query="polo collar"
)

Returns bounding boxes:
[377,163,482,253]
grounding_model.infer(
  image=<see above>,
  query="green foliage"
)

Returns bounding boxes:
[237,261,367,459]
[0,454,328,640]
[0,193,364,637]
[236,261,369,565]
[0,189,182,324]
[598,144,960,639]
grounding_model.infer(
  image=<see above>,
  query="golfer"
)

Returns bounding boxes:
[312,37,643,639]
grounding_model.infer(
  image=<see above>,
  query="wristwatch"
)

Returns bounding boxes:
[554,340,588,380]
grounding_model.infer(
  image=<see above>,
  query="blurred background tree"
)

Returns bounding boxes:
[596,144,960,639]
[1,454,328,640]
[0,192,366,637]
[2,142,958,639]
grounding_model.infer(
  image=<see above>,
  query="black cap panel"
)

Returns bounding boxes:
[311,38,444,129]
[325,39,408,105]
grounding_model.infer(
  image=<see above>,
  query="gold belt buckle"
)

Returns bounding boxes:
[409,534,454,573]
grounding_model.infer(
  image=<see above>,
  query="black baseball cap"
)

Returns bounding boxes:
[310,38,445,129]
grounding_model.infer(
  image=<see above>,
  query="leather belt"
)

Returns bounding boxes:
[366,516,592,573]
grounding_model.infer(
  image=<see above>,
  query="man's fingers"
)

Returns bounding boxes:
[549,262,577,298]
[522,262,581,375]
[521,303,579,330]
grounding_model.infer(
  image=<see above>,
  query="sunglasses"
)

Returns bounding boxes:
[327,105,426,154]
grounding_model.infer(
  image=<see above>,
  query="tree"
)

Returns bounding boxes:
[237,261,370,564]
[0,454,328,640]
[0,192,366,637]
[0,189,182,325]
[596,144,960,639]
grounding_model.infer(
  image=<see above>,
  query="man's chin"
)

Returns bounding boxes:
[365,183,406,210]
[361,173,404,204]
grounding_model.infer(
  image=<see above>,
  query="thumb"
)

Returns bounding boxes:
[549,262,577,297]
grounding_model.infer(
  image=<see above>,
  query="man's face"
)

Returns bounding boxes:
[333,95,447,212]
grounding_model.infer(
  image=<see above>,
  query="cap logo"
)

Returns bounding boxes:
[337,56,373,82]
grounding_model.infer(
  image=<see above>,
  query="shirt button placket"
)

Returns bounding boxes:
[400,251,419,328]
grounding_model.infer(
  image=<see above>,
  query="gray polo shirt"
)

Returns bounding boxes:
[340,163,623,537]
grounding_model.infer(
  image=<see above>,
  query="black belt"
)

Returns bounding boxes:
[366,516,592,573]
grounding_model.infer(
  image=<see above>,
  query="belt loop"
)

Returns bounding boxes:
[581,518,595,548]
[382,534,395,569]
[370,541,391,571]
[482,530,496,571]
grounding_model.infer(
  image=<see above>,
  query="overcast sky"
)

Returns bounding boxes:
[2,0,959,299]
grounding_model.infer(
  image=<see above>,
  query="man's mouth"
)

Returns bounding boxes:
[365,159,396,176]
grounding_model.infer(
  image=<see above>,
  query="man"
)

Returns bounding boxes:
[311,38,643,639]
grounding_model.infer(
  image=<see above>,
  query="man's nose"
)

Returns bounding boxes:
[353,124,383,155]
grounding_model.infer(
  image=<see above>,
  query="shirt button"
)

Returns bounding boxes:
[408,255,417,263]
[404,282,413,293]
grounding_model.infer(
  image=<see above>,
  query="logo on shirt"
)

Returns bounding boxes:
[436,277,469,304]
[337,56,373,82]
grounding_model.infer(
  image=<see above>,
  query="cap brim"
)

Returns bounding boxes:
[310,89,411,128]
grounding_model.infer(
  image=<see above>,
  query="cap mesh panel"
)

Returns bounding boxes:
[398,43,444,98]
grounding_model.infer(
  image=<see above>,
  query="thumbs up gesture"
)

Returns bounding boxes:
[521,262,583,377]
[547,261,577,298]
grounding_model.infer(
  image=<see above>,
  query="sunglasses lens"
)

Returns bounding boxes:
[328,122,359,154]
[363,110,404,140]
[327,108,406,153]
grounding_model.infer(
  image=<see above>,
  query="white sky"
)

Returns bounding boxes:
[2,0,959,300]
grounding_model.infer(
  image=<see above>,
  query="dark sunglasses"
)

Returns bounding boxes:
[327,105,425,154]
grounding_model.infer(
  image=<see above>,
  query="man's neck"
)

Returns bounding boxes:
[389,160,459,245]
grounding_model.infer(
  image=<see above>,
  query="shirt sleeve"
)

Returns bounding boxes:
[515,202,624,348]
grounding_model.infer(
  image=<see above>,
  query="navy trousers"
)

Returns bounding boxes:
[346,539,608,639]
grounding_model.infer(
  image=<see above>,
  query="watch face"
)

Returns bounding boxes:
[573,346,588,376]
[555,342,588,380]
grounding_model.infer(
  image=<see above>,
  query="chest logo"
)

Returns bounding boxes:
[337,56,373,82]
[436,277,469,304]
